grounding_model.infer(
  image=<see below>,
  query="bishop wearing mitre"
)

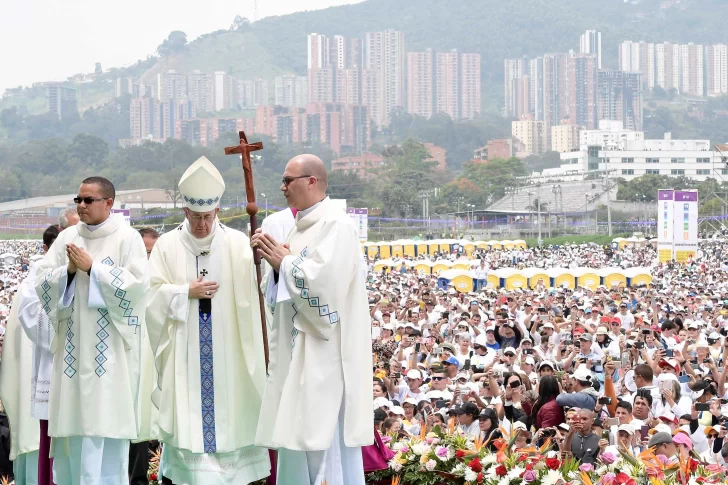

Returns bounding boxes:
[146,156,270,484]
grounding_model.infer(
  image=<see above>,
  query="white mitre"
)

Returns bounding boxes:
[178,156,225,212]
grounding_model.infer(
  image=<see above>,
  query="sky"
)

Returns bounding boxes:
[0,0,362,93]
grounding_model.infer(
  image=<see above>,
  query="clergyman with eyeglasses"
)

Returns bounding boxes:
[33,176,149,484]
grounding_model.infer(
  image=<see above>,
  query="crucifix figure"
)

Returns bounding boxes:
[199,269,209,277]
[224,131,269,368]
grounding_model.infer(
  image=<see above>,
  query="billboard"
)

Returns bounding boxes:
[672,190,698,263]
[657,190,674,263]
[347,208,368,242]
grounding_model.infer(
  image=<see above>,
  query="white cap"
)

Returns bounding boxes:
[617,424,635,435]
[503,347,517,355]
[512,421,528,432]
[403,397,419,406]
[179,156,225,212]
[426,390,444,400]
[474,334,487,347]
[390,406,405,416]
[406,369,423,379]
[572,365,593,383]
[373,397,392,410]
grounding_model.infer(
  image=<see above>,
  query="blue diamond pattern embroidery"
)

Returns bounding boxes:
[95,309,110,376]
[198,311,217,453]
[64,308,77,378]
[289,246,340,330]
[40,273,52,315]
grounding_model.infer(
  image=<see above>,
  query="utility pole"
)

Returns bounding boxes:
[536,183,542,244]
[604,165,612,236]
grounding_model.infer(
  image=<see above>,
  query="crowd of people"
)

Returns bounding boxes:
[369,239,728,467]
[4,222,728,480]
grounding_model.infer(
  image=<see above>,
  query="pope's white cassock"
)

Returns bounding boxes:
[35,214,148,484]
[145,156,270,484]
[255,196,373,485]
[0,291,41,484]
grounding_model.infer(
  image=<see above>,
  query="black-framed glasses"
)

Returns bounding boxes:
[74,196,108,205]
[281,175,313,187]
[431,376,445,381]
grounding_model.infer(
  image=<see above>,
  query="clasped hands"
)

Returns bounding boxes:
[66,243,93,274]
[250,229,290,271]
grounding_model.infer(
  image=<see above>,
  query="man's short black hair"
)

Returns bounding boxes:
[616,400,632,413]
[81,176,116,201]
[43,224,60,249]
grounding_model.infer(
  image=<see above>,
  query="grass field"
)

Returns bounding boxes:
[523,234,629,247]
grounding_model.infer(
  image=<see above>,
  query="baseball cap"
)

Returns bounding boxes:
[390,406,405,416]
[538,360,556,371]
[406,369,423,379]
[617,424,634,435]
[503,346,517,356]
[658,358,681,372]
[647,432,673,448]
[460,402,479,415]
[658,411,678,425]
[443,356,460,367]
[373,397,392,410]
[579,333,593,341]
[672,431,693,450]
[571,366,593,383]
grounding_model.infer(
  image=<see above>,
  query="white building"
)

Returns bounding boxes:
[534,121,719,182]
[580,30,602,69]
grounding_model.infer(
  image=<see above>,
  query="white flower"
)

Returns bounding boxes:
[481,454,498,465]
[498,478,510,485]
[389,458,402,472]
[411,442,430,456]
[425,459,437,471]
[542,469,562,485]
[464,468,478,482]
[508,466,525,479]
[392,442,406,453]
[451,463,467,475]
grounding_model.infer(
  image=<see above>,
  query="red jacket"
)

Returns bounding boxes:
[536,398,565,429]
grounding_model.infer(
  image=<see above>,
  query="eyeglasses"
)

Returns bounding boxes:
[709,433,719,439]
[431,376,445,381]
[74,196,108,205]
[281,175,313,187]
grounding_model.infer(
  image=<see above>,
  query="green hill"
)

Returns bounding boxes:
[4,0,728,114]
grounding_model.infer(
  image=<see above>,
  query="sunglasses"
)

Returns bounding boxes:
[281,174,313,187]
[709,433,719,439]
[504,353,515,357]
[74,196,108,205]
[431,376,445,381]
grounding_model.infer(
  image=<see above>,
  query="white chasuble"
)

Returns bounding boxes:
[255,197,373,456]
[0,296,40,463]
[146,221,270,484]
[17,264,55,420]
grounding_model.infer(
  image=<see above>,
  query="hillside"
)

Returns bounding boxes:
[4,0,728,115]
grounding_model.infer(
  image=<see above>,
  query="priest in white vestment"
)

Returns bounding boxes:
[145,156,270,485]
[17,226,66,485]
[35,177,149,485]
[0,252,45,484]
[253,155,372,485]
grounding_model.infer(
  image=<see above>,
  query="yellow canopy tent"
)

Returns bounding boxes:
[548,268,574,289]
[523,267,550,289]
[599,268,626,289]
[378,241,392,259]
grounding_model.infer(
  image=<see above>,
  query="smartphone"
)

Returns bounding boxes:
[604,417,620,427]
[659,380,671,392]
[371,327,382,340]
[665,349,674,357]
[621,351,630,367]
[509,381,521,389]
[524,349,533,355]
[598,397,613,405]
[415,343,421,353]
[392,372,401,379]
[602,429,611,442]
[564,340,574,346]
[640,425,650,441]
[635,342,645,349]
[642,328,651,335]
[696,403,710,412]
[679,374,691,383]
[463,359,471,371]
[435,399,448,409]
[704,358,713,364]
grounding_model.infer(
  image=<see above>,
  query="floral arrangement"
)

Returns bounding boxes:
[366,422,728,485]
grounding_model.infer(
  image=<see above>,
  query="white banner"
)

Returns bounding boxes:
[672,190,699,263]
[657,190,674,263]
[347,208,368,242]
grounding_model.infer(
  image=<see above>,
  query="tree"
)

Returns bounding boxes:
[68,133,109,167]
[230,15,251,31]
[328,170,365,202]
[157,31,188,57]
[94,62,103,75]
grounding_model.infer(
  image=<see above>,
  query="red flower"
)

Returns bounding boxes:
[495,465,507,477]
[149,473,158,481]
[455,449,467,459]
[518,454,529,462]
[477,472,484,483]
[689,458,699,472]
[545,458,561,470]
[615,472,636,485]
[468,457,483,473]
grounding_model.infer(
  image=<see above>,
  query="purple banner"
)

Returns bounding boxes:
[658,189,674,200]
[674,191,698,202]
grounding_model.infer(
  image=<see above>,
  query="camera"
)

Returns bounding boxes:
[635,342,645,349]
[598,397,613,405]
[542,428,556,438]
